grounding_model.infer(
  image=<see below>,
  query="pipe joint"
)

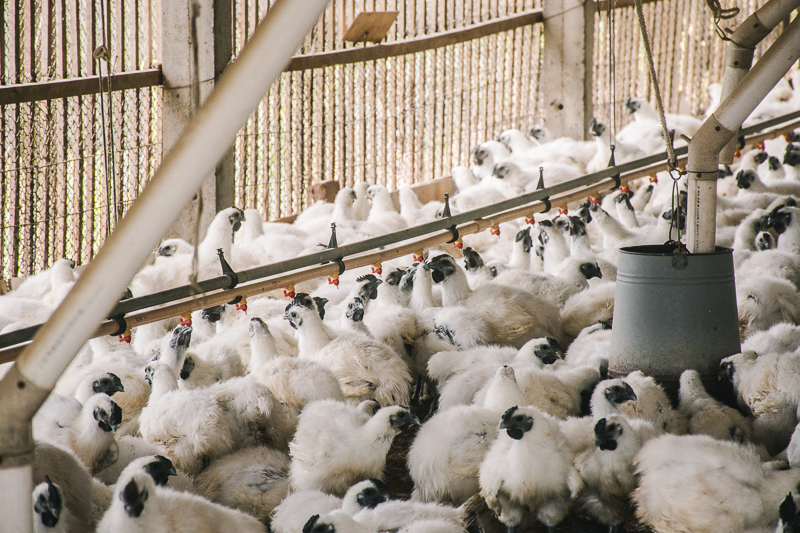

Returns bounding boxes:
[0,364,50,465]
[687,114,736,174]
[731,12,773,49]
[726,44,756,69]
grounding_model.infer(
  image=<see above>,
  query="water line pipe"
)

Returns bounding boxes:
[687,15,800,253]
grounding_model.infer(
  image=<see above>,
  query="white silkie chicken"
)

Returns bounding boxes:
[288,399,419,496]
[586,118,647,174]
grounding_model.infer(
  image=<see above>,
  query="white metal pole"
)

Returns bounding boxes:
[718,0,800,163]
[0,0,332,530]
[688,15,800,253]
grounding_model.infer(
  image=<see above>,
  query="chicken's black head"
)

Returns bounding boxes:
[603,381,637,405]
[569,216,588,238]
[579,262,603,281]
[385,267,407,287]
[389,406,420,432]
[143,455,177,486]
[92,373,125,396]
[228,207,246,233]
[661,207,686,231]
[462,247,485,272]
[768,156,783,171]
[753,151,769,165]
[34,476,62,528]
[398,266,416,293]
[718,360,736,390]
[356,479,390,509]
[778,492,800,533]
[785,144,800,167]
[201,305,225,324]
[434,325,458,347]
[552,216,569,234]
[533,337,564,365]
[470,145,487,166]
[492,162,511,180]
[623,97,641,114]
[527,125,546,142]
[499,406,533,440]
[346,297,365,323]
[303,515,336,533]
[144,362,156,387]
[576,203,593,224]
[756,231,775,251]
[426,254,458,284]
[94,399,123,433]
[735,170,757,190]
[356,274,382,301]
[535,244,545,261]
[594,418,623,451]
[180,356,195,381]
[157,243,177,257]
[515,227,532,253]
[767,206,792,234]
[169,324,193,351]
[121,477,148,518]
[614,192,633,210]
[284,293,326,328]
[589,118,606,137]
[249,317,268,337]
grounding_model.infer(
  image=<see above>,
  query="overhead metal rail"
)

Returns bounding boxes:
[2,108,799,363]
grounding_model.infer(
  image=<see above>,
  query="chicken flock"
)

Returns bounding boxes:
[5,81,800,533]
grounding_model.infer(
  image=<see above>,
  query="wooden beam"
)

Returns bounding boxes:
[285,9,544,71]
[595,0,660,11]
[0,68,162,105]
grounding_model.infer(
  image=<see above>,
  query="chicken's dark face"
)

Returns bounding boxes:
[661,207,686,231]
[180,356,195,381]
[492,162,511,180]
[143,455,177,486]
[228,207,246,233]
[579,262,603,281]
[249,317,267,337]
[34,476,62,528]
[576,204,593,224]
[425,254,458,284]
[92,373,124,396]
[756,231,774,251]
[603,382,637,405]
[623,97,641,114]
[284,293,327,328]
[594,418,623,451]
[144,362,156,387]
[784,145,800,167]
[589,118,606,138]
[736,170,757,190]
[157,243,177,257]
[515,227,532,253]
[767,207,792,235]
[398,266,416,293]
[389,407,420,432]
[303,515,335,533]
[94,399,123,432]
[356,479,390,509]
[768,156,782,171]
[385,268,406,287]
[462,247,485,272]
[434,325,458,346]
[346,297,365,323]
[537,220,554,245]
[499,406,533,440]
[615,192,634,211]
[471,145,488,166]
[718,360,736,390]
[121,478,148,518]
[202,304,225,324]
[778,492,799,533]
[569,216,588,238]
[527,125,545,142]
[533,337,564,365]
[356,274,382,301]
[753,151,769,165]
[169,325,193,351]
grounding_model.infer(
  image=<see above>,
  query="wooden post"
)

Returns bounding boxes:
[162,0,233,243]
[541,0,594,140]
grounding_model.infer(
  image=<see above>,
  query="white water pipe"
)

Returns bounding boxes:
[719,0,800,163]
[0,0,332,530]
[687,15,800,253]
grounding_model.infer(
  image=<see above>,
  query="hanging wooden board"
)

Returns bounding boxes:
[343,11,399,44]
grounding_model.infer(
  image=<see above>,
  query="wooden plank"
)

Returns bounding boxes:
[342,11,399,43]
[285,9,544,71]
[0,67,163,105]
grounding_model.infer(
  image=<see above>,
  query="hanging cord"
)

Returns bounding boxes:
[188,1,204,291]
[633,0,687,245]
[94,0,119,232]
[705,0,740,42]
[608,0,617,141]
